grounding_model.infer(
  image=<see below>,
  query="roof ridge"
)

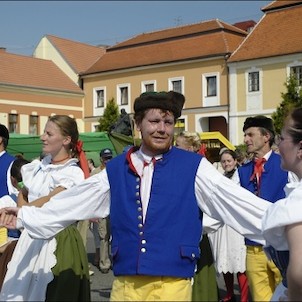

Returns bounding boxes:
[0,50,53,63]
[262,0,302,12]
[46,34,104,50]
[228,12,266,62]
[118,18,228,40]
[43,34,106,74]
[227,1,301,63]
[215,19,230,52]
[108,18,246,53]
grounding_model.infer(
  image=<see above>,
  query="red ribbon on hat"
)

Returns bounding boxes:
[76,140,90,179]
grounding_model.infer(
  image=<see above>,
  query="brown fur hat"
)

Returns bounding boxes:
[243,115,275,135]
[133,91,185,119]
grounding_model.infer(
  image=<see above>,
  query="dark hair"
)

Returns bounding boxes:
[11,158,30,182]
[1,137,9,149]
[259,127,275,147]
[287,107,302,144]
[219,149,237,161]
[88,158,95,166]
[219,149,239,178]
[0,124,9,148]
[15,153,24,159]
[48,115,79,158]
[134,108,177,125]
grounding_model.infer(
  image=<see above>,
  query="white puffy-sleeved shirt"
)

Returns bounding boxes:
[22,155,84,201]
[17,152,270,245]
[262,179,302,250]
[0,156,84,301]
[261,179,302,301]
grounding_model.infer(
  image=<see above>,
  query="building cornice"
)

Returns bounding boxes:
[0,83,84,97]
[81,54,227,79]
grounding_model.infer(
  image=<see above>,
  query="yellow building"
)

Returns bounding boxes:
[0,48,84,134]
[228,0,302,145]
[81,19,248,140]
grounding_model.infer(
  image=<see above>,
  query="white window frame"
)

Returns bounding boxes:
[287,61,302,87]
[202,72,220,107]
[245,67,263,111]
[93,86,106,116]
[96,89,105,108]
[9,113,18,133]
[91,122,99,132]
[141,80,156,93]
[245,68,262,95]
[29,115,38,135]
[248,71,260,92]
[168,77,184,94]
[116,84,131,112]
[174,116,187,135]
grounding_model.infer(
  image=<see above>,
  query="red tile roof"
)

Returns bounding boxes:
[228,0,302,62]
[110,19,246,50]
[0,51,83,93]
[262,0,302,12]
[232,20,256,32]
[83,19,247,75]
[46,35,106,74]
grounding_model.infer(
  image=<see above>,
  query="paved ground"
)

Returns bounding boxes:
[86,229,113,301]
[86,230,241,301]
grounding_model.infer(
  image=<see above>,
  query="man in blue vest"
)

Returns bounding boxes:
[0,92,271,301]
[235,116,288,301]
[0,124,15,198]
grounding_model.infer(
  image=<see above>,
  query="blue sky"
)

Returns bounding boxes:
[1,1,271,56]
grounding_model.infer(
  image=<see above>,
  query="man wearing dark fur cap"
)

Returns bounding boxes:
[0,124,15,198]
[233,115,289,301]
[0,92,272,301]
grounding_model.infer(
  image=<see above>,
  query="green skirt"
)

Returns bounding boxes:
[192,234,219,301]
[45,225,91,301]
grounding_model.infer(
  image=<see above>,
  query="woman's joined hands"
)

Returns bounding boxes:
[0,207,19,229]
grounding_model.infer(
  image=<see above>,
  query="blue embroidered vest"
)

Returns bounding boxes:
[238,152,288,246]
[106,147,202,278]
[0,152,15,197]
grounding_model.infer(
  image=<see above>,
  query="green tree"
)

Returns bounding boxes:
[272,74,302,134]
[96,98,119,132]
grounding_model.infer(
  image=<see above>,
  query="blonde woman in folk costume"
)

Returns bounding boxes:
[1,115,90,301]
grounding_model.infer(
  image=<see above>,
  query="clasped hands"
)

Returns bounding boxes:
[0,207,19,229]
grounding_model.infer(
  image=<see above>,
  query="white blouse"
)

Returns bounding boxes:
[262,179,302,250]
[1,156,84,301]
[22,155,84,201]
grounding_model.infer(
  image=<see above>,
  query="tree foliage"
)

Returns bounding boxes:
[96,98,119,132]
[272,75,302,134]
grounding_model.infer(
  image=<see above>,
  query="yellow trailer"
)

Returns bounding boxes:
[199,131,235,163]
